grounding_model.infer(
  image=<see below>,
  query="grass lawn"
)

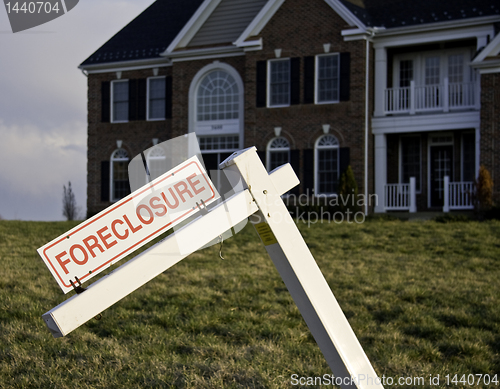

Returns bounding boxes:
[0,217,499,388]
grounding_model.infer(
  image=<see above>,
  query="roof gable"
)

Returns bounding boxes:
[188,0,268,47]
[234,0,366,46]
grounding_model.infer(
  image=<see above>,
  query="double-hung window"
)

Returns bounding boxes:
[111,80,129,122]
[147,77,166,120]
[316,54,339,103]
[268,59,290,107]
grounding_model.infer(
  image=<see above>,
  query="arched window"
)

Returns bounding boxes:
[110,148,130,201]
[267,137,290,171]
[197,70,239,121]
[146,146,167,182]
[315,134,339,195]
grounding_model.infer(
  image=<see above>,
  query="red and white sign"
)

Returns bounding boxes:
[38,156,219,293]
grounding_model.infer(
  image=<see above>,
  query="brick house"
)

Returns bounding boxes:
[80,0,500,217]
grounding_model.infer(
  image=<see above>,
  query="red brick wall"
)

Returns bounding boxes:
[244,0,368,195]
[87,67,172,216]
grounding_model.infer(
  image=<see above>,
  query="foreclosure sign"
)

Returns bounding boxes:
[38,156,219,293]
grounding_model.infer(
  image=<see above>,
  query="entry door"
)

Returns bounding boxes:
[430,146,453,207]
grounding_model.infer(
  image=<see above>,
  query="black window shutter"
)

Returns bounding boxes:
[339,147,350,175]
[290,57,301,105]
[257,150,266,169]
[165,76,173,119]
[101,161,110,202]
[128,79,138,121]
[101,81,110,122]
[339,52,350,101]
[290,149,300,195]
[256,61,267,107]
[138,79,147,120]
[303,56,315,104]
[303,149,314,195]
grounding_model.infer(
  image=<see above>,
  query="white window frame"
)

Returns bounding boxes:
[198,135,240,154]
[393,48,475,87]
[267,58,291,108]
[111,80,129,123]
[315,53,340,104]
[110,148,129,202]
[314,134,340,196]
[147,76,166,121]
[188,63,244,147]
[399,135,422,193]
[266,137,290,172]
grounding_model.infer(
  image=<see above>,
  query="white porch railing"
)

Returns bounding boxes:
[385,79,478,115]
[385,177,416,212]
[443,176,475,212]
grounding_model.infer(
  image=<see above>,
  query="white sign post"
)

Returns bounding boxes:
[41,147,383,389]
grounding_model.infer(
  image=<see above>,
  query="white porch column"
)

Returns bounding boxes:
[374,133,387,212]
[409,177,417,213]
[373,46,387,117]
[443,175,450,213]
[475,127,481,178]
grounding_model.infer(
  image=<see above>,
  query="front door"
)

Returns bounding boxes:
[430,145,453,207]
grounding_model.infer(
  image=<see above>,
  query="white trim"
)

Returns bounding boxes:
[267,58,291,108]
[473,32,500,63]
[315,53,340,104]
[323,0,366,29]
[110,148,129,202]
[171,51,245,63]
[146,76,167,121]
[166,45,242,60]
[188,62,244,150]
[79,58,170,74]
[372,111,480,135]
[266,137,290,172]
[373,23,495,49]
[234,0,285,47]
[164,0,223,53]
[110,79,129,123]
[314,134,340,196]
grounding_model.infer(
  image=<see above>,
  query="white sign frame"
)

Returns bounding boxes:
[38,155,218,293]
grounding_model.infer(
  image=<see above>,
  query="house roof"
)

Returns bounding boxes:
[339,0,500,29]
[80,0,205,67]
[81,0,500,68]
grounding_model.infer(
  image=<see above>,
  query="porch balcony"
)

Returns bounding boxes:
[384,78,479,115]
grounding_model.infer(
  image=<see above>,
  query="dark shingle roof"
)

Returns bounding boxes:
[339,0,500,28]
[80,0,205,67]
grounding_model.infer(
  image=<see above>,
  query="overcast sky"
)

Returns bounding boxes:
[0,0,156,221]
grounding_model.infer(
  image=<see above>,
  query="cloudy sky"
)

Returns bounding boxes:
[0,0,156,221]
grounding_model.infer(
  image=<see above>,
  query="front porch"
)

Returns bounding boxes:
[374,130,478,213]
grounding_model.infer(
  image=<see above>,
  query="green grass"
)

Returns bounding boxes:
[0,218,499,388]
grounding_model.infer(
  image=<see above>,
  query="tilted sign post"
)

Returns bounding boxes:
[40,147,383,389]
